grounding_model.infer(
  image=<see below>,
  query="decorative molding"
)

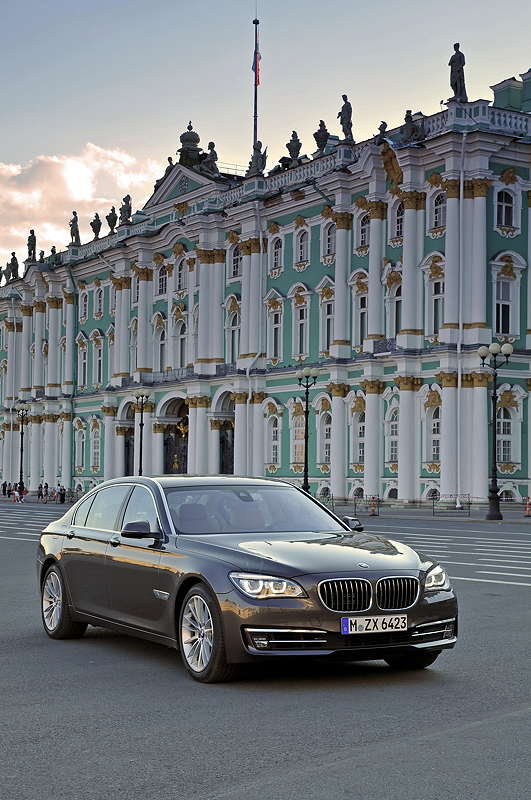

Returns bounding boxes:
[427,172,443,188]
[326,383,349,398]
[294,215,307,229]
[33,300,46,313]
[425,462,441,474]
[473,178,491,198]
[334,212,352,230]
[442,179,459,199]
[368,200,386,220]
[395,376,422,391]
[435,371,458,388]
[360,380,385,395]
[355,196,369,210]
[500,167,517,185]
[174,201,189,215]
[101,406,117,417]
[497,390,518,409]
[424,389,441,407]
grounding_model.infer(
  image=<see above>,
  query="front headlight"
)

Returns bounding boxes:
[229,572,307,599]
[425,564,451,591]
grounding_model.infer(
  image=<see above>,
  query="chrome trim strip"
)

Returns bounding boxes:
[317,577,373,613]
[412,636,457,649]
[245,627,327,634]
[414,617,455,628]
[375,576,420,611]
[153,589,170,601]
[268,639,328,644]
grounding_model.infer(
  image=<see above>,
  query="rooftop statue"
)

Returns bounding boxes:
[69,211,81,246]
[50,245,59,265]
[401,110,425,144]
[286,131,302,166]
[178,121,202,168]
[38,250,45,263]
[90,213,102,240]
[449,43,468,103]
[155,157,175,190]
[245,140,267,178]
[197,142,220,177]
[119,194,132,226]
[375,121,388,146]
[106,206,117,234]
[313,120,329,154]
[337,94,354,142]
[6,252,19,281]
[27,229,37,262]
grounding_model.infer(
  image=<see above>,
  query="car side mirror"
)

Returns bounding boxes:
[122,520,155,538]
[342,516,364,532]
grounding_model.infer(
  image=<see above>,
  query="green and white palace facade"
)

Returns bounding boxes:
[3,73,531,502]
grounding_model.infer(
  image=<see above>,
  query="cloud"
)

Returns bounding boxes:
[0,143,161,268]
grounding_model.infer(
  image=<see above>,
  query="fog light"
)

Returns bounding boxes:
[252,634,269,649]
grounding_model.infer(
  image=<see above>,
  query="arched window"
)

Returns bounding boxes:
[496,407,512,463]
[132,275,140,304]
[359,214,370,248]
[158,328,166,371]
[495,278,511,334]
[269,416,280,465]
[324,223,336,256]
[79,292,88,320]
[91,426,101,470]
[192,307,199,361]
[95,288,103,315]
[176,320,187,368]
[294,304,307,356]
[353,411,365,464]
[496,190,514,228]
[176,260,186,291]
[273,238,283,270]
[429,406,441,462]
[78,346,87,387]
[352,287,368,347]
[395,202,404,238]
[75,430,85,470]
[268,308,282,359]
[388,284,402,336]
[388,408,399,462]
[321,299,334,352]
[158,266,168,296]
[130,322,137,372]
[433,193,446,228]
[93,341,103,385]
[432,280,445,334]
[231,246,242,278]
[297,231,308,263]
[292,411,305,464]
[227,312,240,362]
[320,412,332,464]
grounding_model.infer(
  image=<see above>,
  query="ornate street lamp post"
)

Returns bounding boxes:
[132,389,152,477]
[296,367,319,494]
[14,402,30,488]
[478,341,513,521]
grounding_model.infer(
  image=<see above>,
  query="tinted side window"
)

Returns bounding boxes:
[73,494,96,527]
[85,485,131,531]
[121,486,160,533]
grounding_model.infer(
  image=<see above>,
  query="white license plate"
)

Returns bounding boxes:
[341,615,407,635]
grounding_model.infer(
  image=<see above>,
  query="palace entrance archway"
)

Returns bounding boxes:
[161,398,188,474]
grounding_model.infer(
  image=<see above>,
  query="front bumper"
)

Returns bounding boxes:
[220,580,458,663]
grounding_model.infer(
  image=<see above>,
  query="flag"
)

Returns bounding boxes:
[252,27,261,86]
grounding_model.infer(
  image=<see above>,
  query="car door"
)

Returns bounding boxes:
[60,484,131,618]
[106,485,166,634]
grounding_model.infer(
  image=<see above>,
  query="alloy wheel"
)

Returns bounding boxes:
[181,595,214,672]
[42,571,63,632]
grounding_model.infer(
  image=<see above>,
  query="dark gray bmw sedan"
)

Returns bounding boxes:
[37,476,457,682]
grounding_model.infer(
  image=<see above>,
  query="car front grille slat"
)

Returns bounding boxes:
[318,579,372,612]
[376,577,419,610]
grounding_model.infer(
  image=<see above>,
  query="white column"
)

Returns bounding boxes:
[471,374,489,502]
[247,243,263,357]
[20,306,33,395]
[362,382,383,497]
[118,279,131,377]
[5,320,17,406]
[330,214,351,357]
[63,293,75,392]
[460,376,474,497]
[442,181,459,332]
[136,267,152,376]
[234,393,248,475]
[209,252,225,362]
[251,394,266,476]
[195,400,209,473]
[46,298,62,395]
[330,385,348,501]
[439,375,457,497]
[102,408,116,480]
[134,403,153,475]
[2,417,15,483]
[208,421,221,475]
[367,204,385,341]
[197,252,211,366]
[61,415,73,489]
[114,429,125,478]
[239,242,251,358]
[29,413,43,492]
[187,403,197,473]
[32,301,45,391]
[400,195,418,333]
[43,412,58,486]
[397,378,419,501]
[470,179,489,329]
[152,424,165,475]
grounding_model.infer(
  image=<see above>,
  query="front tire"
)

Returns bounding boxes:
[178,584,237,683]
[41,565,87,639]
[385,650,441,670]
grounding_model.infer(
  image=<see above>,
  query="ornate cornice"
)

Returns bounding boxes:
[326,382,349,398]
[471,371,490,388]
[101,406,117,417]
[395,376,422,391]
[232,392,249,404]
[442,179,459,199]
[334,212,352,230]
[435,371,458,388]
[33,301,46,313]
[251,391,267,404]
[359,379,385,395]
[473,178,491,198]
[47,297,63,309]
[368,201,386,220]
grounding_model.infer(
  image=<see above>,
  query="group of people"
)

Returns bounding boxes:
[1,481,67,503]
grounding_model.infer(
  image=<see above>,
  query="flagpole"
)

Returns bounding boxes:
[253,17,259,146]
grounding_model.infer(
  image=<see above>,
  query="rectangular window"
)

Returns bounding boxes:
[272,312,281,358]
[497,439,511,463]
[293,419,304,463]
[296,307,306,355]
[358,441,365,464]
[390,440,398,462]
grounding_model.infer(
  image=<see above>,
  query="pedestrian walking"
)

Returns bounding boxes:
[56,483,61,502]
[59,485,66,504]
[1,480,6,496]
[18,481,25,503]
[43,483,49,504]
[37,483,43,502]
[7,482,12,499]
[12,486,19,503]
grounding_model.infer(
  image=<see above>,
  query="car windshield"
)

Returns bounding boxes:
[164,485,345,535]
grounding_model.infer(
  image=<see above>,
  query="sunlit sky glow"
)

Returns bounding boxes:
[1,0,531,265]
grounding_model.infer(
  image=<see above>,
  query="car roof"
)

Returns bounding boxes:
[98,475,294,490]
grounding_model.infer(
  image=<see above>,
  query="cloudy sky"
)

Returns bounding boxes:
[2,0,531,266]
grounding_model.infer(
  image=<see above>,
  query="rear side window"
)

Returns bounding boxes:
[121,486,161,534]
[73,494,96,527]
[85,485,131,531]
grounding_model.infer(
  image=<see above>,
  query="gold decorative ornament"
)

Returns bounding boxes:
[360,380,385,395]
[251,391,267,404]
[497,390,518,409]
[386,270,402,289]
[327,383,349,398]
[334,212,353,230]
[355,277,368,295]
[464,180,474,200]
[320,286,334,300]
[292,402,304,417]
[473,178,491,198]
[321,205,334,219]
[174,202,189,215]
[368,201,386,220]
[388,463,398,473]
[427,173,443,187]
[233,392,248,404]
[442,179,459,199]
[227,231,240,244]
[352,396,365,413]
[267,222,280,235]
[425,463,441,474]
[266,298,282,311]
[173,242,187,257]
[498,462,517,473]
[395,376,422,391]
[424,389,441,407]
[33,300,46,313]
[355,196,369,210]
[101,406,117,416]
[293,292,306,307]
[294,215,307,229]
[227,296,240,313]
[187,258,195,271]
[500,167,517,185]
[320,398,331,412]
[380,142,403,192]
[20,305,33,317]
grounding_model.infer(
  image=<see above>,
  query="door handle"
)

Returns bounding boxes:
[66,530,76,539]
[110,534,121,547]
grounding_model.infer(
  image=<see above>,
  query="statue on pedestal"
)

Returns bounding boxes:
[119,194,132,226]
[337,94,354,142]
[6,252,19,281]
[401,110,425,144]
[27,229,36,261]
[245,140,267,178]
[449,43,468,103]
[155,157,175,190]
[90,213,102,240]
[313,120,329,153]
[375,121,388,146]
[197,142,220,177]
[286,131,302,166]
[69,211,81,246]
[106,206,117,234]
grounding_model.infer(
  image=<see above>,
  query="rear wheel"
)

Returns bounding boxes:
[384,650,441,670]
[178,584,238,683]
[41,565,87,639]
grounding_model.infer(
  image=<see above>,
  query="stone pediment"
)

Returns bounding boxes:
[144,164,218,210]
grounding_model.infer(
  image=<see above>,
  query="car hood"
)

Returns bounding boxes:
[179,530,426,575]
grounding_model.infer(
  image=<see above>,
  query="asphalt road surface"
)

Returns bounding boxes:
[2,505,530,800]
